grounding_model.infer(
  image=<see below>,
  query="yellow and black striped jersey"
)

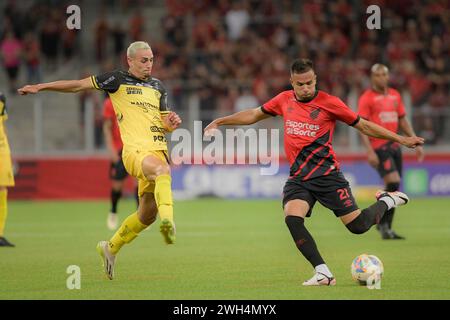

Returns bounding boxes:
[91,70,170,151]
[0,92,11,153]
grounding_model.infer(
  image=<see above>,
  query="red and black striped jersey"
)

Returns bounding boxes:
[261,90,359,180]
[358,88,406,149]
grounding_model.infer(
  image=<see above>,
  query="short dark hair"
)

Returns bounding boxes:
[290,59,314,74]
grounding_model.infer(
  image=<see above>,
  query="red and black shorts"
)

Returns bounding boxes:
[282,171,359,217]
[374,142,403,178]
[110,150,128,181]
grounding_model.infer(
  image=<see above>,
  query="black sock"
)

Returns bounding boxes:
[111,190,122,213]
[346,201,388,234]
[381,182,399,229]
[380,208,395,229]
[285,215,325,268]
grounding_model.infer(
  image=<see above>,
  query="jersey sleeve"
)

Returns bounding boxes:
[159,82,169,113]
[102,98,115,120]
[0,92,7,120]
[91,71,121,93]
[357,92,371,120]
[261,92,285,117]
[157,83,173,132]
[329,96,360,126]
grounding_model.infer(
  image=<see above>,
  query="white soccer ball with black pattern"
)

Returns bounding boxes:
[351,254,384,284]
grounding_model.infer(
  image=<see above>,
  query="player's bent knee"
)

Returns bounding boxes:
[143,164,171,181]
[283,199,309,218]
[345,213,370,234]
[340,209,361,225]
[155,164,171,177]
[346,224,366,235]
[142,155,171,181]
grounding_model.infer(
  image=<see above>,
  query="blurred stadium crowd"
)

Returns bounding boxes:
[1,0,449,149]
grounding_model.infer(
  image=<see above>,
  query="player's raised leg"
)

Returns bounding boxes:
[97,192,158,279]
[342,189,409,234]
[141,153,175,244]
[284,199,336,286]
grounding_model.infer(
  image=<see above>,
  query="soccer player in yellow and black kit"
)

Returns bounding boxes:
[18,41,182,279]
[0,91,15,247]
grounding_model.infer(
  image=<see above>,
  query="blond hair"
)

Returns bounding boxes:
[127,41,151,58]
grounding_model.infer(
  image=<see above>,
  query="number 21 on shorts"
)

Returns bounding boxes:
[337,188,350,200]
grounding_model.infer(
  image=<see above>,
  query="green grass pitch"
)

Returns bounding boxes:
[1,197,449,299]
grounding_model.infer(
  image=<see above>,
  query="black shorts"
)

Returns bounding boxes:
[282,171,359,217]
[374,142,403,177]
[110,151,128,180]
[6,66,19,80]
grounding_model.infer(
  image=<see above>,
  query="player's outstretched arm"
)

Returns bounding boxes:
[17,77,94,95]
[398,116,425,162]
[204,107,270,136]
[161,111,182,133]
[354,118,425,149]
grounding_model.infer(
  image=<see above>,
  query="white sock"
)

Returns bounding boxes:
[315,264,333,278]
[379,195,395,210]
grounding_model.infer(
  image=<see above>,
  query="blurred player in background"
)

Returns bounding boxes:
[0,91,15,247]
[205,59,424,286]
[18,41,182,280]
[358,64,425,240]
[103,96,139,230]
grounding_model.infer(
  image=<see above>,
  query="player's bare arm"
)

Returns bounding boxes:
[204,107,270,136]
[359,132,379,167]
[17,77,94,95]
[354,118,424,149]
[398,116,425,162]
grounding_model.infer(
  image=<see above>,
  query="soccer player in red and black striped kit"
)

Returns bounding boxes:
[205,59,424,286]
[358,64,425,240]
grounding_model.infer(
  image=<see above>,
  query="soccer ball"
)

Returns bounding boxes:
[351,254,384,285]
